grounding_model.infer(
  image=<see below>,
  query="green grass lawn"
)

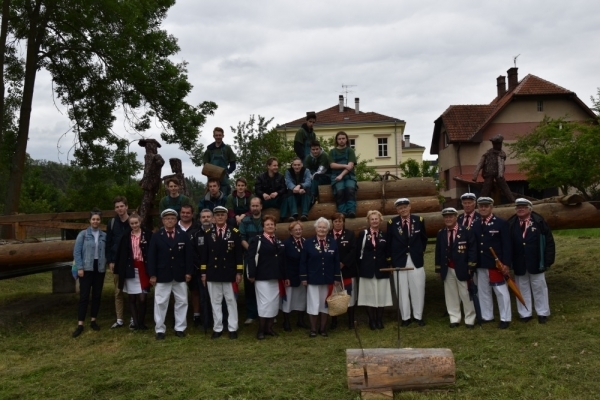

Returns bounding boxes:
[1,235,600,399]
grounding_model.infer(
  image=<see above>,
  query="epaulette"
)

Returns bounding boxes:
[233,228,239,233]
[419,216,423,221]
[388,219,392,224]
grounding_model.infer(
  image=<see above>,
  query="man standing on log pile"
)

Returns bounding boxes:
[294,112,317,164]
[457,193,480,228]
[255,157,294,223]
[239,197,263,326]
[386,198,428,326]
[107,196,131,329]
[304,140,331,205]
[472,135,515,203]
[508,198,555,324]
[435,207,478,329]
[470,197,513,329]
[203,127,237,196]
[284,157,312,222]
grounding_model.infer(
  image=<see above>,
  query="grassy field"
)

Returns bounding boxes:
[1,233,600,399]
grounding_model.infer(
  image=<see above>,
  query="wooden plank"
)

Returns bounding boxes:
[0,208,158,224]
[18,221,107,231]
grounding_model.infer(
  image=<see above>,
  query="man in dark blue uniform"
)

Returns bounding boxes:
[457,192,480,228]
[147,209,195,340]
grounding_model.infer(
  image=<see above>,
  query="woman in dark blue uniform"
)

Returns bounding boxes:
[281,221,308,331]
[300,217,342,337]
[356,210,392,330]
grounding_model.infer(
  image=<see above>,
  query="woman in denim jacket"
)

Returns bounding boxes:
[72,209,107,338]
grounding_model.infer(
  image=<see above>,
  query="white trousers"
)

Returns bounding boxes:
[207,282,239,333]
[154,281,188,334]
[476,269,511,322]
[306,284,329,315]
[394,255,425,320]
[515,272,550,318]
[444,268,476,325]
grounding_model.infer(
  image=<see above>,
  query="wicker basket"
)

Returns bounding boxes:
[327,283,350,316]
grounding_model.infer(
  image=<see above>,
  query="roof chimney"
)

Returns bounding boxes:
[338,95,344,113]
[404,135,410,148]
[496,75,506,98]
[507,67,518,92]
[354,98,360,114]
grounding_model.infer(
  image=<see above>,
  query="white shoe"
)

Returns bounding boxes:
[244,318,254,325]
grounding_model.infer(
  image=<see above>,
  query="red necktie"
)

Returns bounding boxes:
[319,239,325,250]
[296,239,302,248]
[371,230,377,247]
[464,215,470,227]
[402,220,409,236]
[168,231,174,239]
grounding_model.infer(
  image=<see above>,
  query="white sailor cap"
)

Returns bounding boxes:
[515,198,533,207]
[476,197,494,205]
[213,205,228,214]
[161,208,178,218]
[441,207,458,215]
[394,198,410,206]
[460,193,477,201]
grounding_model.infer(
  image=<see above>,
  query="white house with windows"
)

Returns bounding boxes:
[277,95,425,177]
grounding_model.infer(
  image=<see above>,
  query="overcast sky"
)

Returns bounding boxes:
[26,0,600,182]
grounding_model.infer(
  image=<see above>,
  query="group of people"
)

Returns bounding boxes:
[70,124,555,339]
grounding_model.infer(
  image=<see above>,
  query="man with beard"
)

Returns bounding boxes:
[294,112,317,164]
[239,197,263,325]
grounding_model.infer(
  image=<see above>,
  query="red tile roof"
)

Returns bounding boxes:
[431,73,596,152]
[278,104,403,127]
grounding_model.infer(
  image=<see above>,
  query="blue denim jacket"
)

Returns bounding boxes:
[74,227,107,272]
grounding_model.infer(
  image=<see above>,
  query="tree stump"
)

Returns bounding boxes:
[138,139,164,231]
[318,178,437,203]
[162,158,189,197]
[346,348,455,392]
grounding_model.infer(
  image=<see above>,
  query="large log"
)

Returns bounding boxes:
[0,240,74,267]
[318,178,438,203]
[346,348,455,391]
[139,139,164,231]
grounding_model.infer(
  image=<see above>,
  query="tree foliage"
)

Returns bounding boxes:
[399,158,437,178]
[0,0,216,224]
[508,116,600,200]
[231,115,295,190]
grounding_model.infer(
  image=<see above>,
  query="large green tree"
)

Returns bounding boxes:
[0,0,216,226]
[398,158,437,179]
[508,116,600,200]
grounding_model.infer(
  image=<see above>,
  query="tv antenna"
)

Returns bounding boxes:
[513,54,520,68]
[341,84,357,106]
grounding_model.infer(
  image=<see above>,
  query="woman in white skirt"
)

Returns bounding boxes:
[356,210,392,330]
[247,215,288,340]
[116,212,153,330]
[281,221,308,331]
[299,217,342,338]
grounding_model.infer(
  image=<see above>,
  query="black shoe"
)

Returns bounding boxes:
[300,215,308,222]
[415,319,425,327]
[72,326,84,338]
[193,315,202,327]
[319,330,328,337]
[520,316,533,323]
[283,320,292,332]
[110,321,124,329]
[347,212,356,219]
[465,324,475,330]
[266,329,278,337]
[449,323,459,328]
[175,331,185,338]
[287,216,297,222]
[538,316,548,324]
[330,317,338,330]
[369,320,376,330]
[309,331,317,338]
[229,331,238,340]
[155,332,165,340]
[376,320,384,330]
[482,319,495,324]
[401,319,412,327]
[257,332,265,340]
[211,331,222,339]
[90,321,100,331]
[138,324,149,331]
[498,321,510,329]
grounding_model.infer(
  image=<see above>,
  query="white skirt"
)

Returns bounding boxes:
[358,277,392,307]
[280,285,307,313]
[255,280,280,318]
[124,268,143,294]
[306,284,329,315]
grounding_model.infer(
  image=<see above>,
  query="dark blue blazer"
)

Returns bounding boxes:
[199,225,243,282]
[329,229,357,279]
[356,229,389,279]
[299,236,341,285]
[457,211,481,228]
[434,226,477,281]
[247,235,286,282]
[386,215,428,268]
[116,228,153,289]
[147,227,195,283]
[507,212,556,275]
[283,236,304,287]
[470,214,512,269]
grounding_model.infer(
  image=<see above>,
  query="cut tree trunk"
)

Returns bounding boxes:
[318,178,437,203]
[346,348,455,391]
[138,139,164,231]
[161,158,189,197]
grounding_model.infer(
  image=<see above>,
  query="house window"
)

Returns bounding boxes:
[378,138,388,157]
[444,133,449,148]
[444,169,450,190]
[349,138,356,149]
[537,101,544,112]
